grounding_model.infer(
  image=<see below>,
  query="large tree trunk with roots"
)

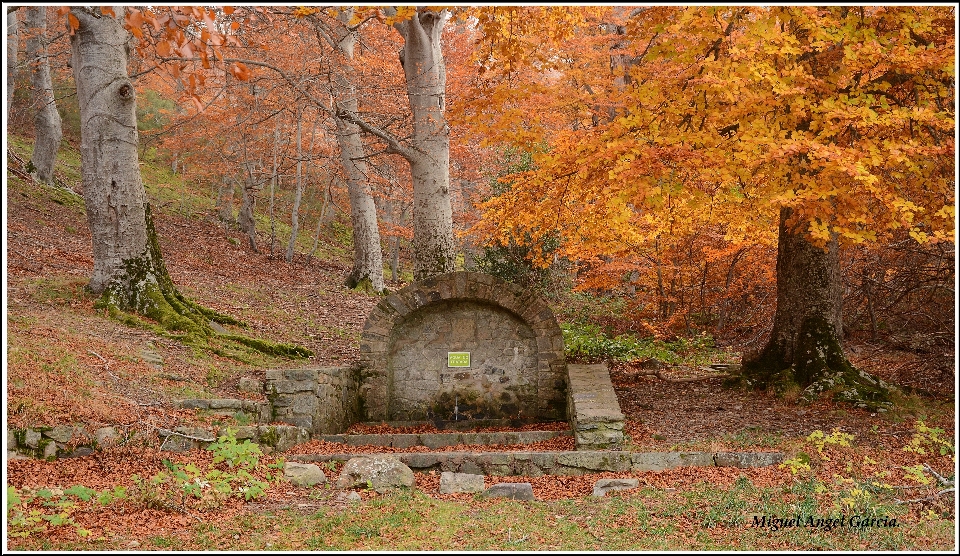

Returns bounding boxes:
[70,7,308,359]
[332,9,385,292]
[394,8,456,280]
[26,6,62,185]
[739,207,893,410]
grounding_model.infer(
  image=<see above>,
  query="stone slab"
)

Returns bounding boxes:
[631,452,716,472]
[714,451,785,468]
[287,451,784,476]
[593,478,640,497]
[566,364,625,450]
[440,472,485,493]
[315,430,571,449]
[482,482,535,501]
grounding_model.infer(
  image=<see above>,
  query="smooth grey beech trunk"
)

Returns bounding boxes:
[7,8,17,115]
[269,115,281,256]
[394,8,456,280]
[70,7,151,294]
[332,8,385,291]
[26,6,62,184]
[286,112,305,263]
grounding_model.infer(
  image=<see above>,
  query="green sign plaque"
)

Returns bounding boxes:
[447,352,471,368]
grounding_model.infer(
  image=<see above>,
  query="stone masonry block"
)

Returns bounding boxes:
[284,369,318,382]
[209,399,243,410]
[714,452,785,468]
[385,294,412,316]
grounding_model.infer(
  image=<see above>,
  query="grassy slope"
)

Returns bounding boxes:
[6,133,380,432]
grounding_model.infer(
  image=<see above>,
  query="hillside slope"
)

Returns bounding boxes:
[6,135,380,432]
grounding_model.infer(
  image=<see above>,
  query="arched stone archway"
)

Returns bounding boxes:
[359,272,568,424]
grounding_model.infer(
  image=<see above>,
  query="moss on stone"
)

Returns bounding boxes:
[257,426,280,448]
[739,316,893,411]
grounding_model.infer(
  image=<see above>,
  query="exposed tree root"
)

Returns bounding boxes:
[627,360,733,383]
[738,316,894,411]
[94,204,313,360]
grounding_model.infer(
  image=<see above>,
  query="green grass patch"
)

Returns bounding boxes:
[561,322,735,365]
[6,479,954,551]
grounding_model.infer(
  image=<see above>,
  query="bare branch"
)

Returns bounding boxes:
[156,55,418,161]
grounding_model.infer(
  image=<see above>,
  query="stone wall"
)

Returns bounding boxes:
[359,272,568,424]
[290,450,786,476]
[264,367,359,435]
[566,364,625,450]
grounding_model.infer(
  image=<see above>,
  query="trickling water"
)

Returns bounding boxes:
[454,395,459,421]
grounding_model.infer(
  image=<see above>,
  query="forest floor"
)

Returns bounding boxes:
[4,137,957,551]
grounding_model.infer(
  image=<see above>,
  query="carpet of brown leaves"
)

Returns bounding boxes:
[4,158,955,548]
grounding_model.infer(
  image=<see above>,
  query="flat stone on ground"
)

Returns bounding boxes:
[482,482,535,501]
[336,455,415,493]
[284,462,327,487]
[439,471,485,494]
[592,478,639,497]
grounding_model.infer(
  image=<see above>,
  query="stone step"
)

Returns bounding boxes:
[177,398,271,423]
[316,430,571,449]
[288,450,784,477]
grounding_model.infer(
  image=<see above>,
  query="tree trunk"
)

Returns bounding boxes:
[69,7,213,334]
[394,8,456,280]
[740,207,892,410]
[238,157,259,252]
[216,175,235,228]
[67,6,309,359]
[332,9,385,292]
[383,195,407,282]
[269,115,281,256]
[25,6,62,184]
[309,176,332,263]
[71,7,150,295]
[286,111,305,263]
[7,8,17,115]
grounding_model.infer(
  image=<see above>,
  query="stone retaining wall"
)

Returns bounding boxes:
[317,430,570,449]
[7,425,132,460]
[264,367,360,435]
[359,272,568,424]
[178,398,272,424]
[290,450,785,476]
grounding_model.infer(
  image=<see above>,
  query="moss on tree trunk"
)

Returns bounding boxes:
[736,208,893,411]
[94,205,312,359]
[739,315,892,411]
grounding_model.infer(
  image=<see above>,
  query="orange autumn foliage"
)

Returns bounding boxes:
[458,6,954,338]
